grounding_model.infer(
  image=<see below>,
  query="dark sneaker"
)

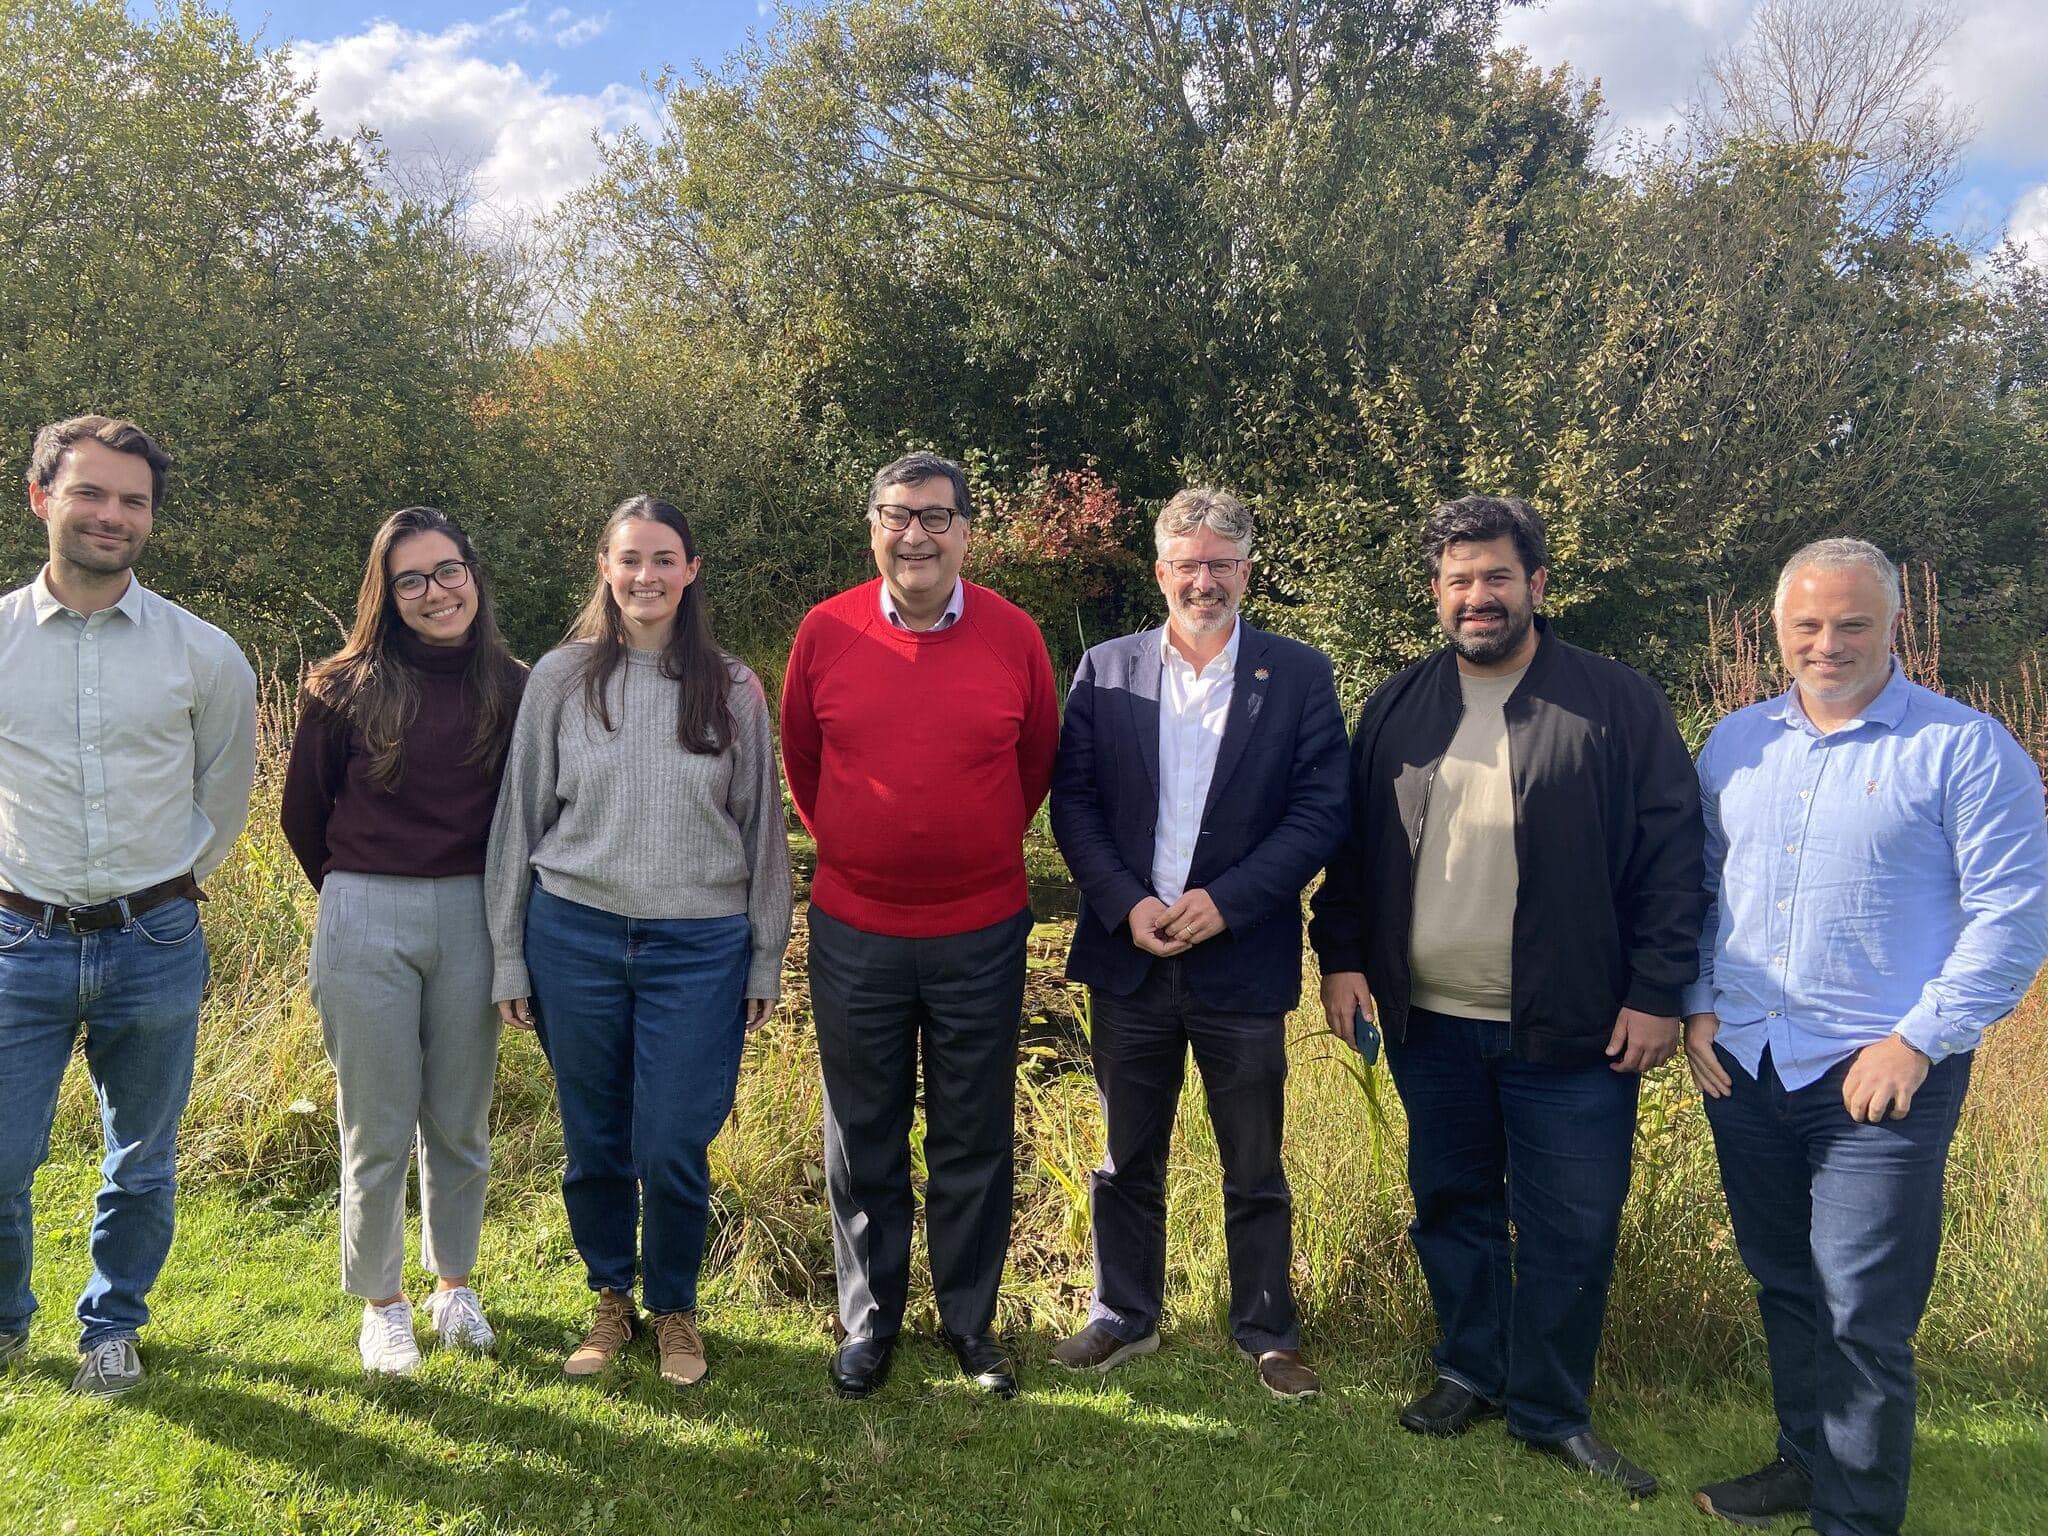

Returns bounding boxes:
[1695,1457,1814,1528]
[1,1330,25,1367]
[70,1337,144,1397]
[1048,1322,1161,1373]
[1240,1346,1321,1400]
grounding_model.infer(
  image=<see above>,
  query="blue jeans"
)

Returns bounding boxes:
[0,897,209,1346]
[1704,1045,1970,1536]
[524,884,750,1315]
[1386,1007,1640,1441]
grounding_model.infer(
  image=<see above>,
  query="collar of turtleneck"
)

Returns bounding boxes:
[395,625,480,675]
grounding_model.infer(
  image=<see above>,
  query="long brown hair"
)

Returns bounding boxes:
[307,507,526,788]
[566,496,734,754]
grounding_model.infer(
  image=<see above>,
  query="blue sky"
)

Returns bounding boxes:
[223,2,2047,255]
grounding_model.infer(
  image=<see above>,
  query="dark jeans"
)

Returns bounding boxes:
[1086,960,1297,1353]
[1386,1007,1640,1441]
[1704,1045,1971,1536]
[0,897,209,1347]
[524,884,751,1315]
[808,903,1030,1342]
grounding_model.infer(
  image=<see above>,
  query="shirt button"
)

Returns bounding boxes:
[1773,955,1785,965]
[1768,1010,1781,1018]
[1784,842,1797,853]
[84,744,97,753]
[1798,790,1810,800]
[1776,899,1789,911]
[91,802,102,810]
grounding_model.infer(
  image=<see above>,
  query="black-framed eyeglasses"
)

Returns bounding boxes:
[391,559,476,600]
[1163,558,1246,580]
[873,503,961,534]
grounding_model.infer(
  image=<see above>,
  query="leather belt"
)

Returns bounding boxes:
[0,873,204,934]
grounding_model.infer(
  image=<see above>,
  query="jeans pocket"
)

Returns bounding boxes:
[0,908,40,952]
[131,898,203,947]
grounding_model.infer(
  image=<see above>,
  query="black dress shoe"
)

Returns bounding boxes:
[1398,1376,1502,1436]
[941,1331,1018,1399]
[829,1335,894,1399]
[1520,1430,1660,1500]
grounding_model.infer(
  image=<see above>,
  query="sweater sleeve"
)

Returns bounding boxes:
[729,672,794,999]
[1016,616,1060,820]
[779,617,822,835]
[484,656,568,1002]
[279,689,348,891]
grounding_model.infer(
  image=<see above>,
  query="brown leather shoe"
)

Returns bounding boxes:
[564,1288,639,1378]
[652,1310,709,1389]
[1243,1347,1321,1400]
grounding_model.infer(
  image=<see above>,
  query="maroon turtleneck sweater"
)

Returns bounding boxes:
[280,631,525,891]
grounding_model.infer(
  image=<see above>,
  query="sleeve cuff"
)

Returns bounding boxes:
[492,959,531,1005]
[1680,981,1717,1018]
[1623,980,1682,1017]
[1893,1009,1978,1065]
[746,951,784,1001]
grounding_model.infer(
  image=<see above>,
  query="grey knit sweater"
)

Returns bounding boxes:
[484,642,793,1003]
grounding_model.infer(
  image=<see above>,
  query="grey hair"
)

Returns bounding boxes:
[1773,537,1902,625]
[1154,487,1254,558]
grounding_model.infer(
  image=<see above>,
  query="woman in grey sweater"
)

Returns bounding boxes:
[485,496,792,1389]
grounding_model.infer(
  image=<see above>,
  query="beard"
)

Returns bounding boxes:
[57,525,141,577]
[1445,601,1533,666]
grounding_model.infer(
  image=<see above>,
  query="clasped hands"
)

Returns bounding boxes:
[1127,890,1224,957]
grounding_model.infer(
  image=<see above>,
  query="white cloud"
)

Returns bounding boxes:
[1939,2,2048,166]
[289,18,652,231]
[2006,183,2048,264]
[1500,1,2048,176]
[1495,0,1752,149]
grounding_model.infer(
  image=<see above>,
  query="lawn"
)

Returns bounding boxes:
[5,1163,2045,1536]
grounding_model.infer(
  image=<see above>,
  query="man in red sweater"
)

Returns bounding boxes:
[782,451,1058,1400]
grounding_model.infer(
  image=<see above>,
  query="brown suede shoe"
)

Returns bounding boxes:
[652,1310,709,1389]
[564,1288,639,1378]
[1243,1347,1321,1400]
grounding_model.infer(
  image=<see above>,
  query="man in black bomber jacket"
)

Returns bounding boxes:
[1309,495,1704,1500]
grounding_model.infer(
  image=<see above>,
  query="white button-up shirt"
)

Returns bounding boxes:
[1151,619,1239,905]
[0,570,258,906]
[879,580,965,631]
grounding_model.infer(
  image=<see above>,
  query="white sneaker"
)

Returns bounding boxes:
[358,1299,421,1375]
[425,1286,497,1353]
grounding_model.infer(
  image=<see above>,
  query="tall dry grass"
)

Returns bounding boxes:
[45,619,2048,1398]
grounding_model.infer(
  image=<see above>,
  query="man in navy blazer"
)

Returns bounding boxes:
[1048,487,1348,1398]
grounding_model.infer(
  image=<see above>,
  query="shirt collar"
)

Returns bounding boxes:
[1772,657,1909,734]
[1159,615,1241,674]
[879,578,965,631]
[30,567,147,626]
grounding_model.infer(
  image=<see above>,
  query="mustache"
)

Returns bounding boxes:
[1457,604,1508,620]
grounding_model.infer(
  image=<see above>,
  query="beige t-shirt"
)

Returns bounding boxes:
[1407,664,1528,1021]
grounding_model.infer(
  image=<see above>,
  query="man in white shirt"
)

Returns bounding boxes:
[1048,488,1349,1397]
[0,416,257,1395]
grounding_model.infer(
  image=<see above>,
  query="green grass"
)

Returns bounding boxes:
[6,1165,2045,1536]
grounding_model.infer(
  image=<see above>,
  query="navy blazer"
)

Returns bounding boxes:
[1050,621,1350,1013]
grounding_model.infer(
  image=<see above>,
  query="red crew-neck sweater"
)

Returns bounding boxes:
[780,578,1058,938]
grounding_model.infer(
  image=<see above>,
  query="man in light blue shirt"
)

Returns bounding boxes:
[1683,538,2048,1536]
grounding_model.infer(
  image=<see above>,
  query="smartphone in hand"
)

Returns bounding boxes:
[1353,1005,1382,1065]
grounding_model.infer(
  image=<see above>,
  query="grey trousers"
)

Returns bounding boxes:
[309,873,499,1299]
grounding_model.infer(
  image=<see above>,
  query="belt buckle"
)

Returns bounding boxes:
[64,900,123,934]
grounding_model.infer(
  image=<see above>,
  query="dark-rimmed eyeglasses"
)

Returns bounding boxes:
[873,503,961,534]
[1162,558,1247,580]
[391,560,476,601]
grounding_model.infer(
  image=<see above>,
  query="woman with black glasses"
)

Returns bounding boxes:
[282,507,526,1374]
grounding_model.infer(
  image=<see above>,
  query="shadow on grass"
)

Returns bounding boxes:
[109,1318,1358,1535]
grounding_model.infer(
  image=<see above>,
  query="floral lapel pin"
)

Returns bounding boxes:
[1253,666,1269,681]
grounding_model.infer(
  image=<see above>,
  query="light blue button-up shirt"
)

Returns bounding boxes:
[1684,662,2048,1089]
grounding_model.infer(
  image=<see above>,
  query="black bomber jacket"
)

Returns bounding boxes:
[1307,621,1706,1067]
